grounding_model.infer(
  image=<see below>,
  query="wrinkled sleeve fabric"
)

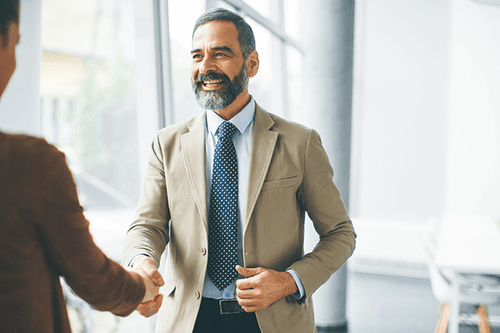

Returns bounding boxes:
[122,133,170,268]
[290,129,356,299]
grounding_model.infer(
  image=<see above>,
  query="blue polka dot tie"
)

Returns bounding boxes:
[208,121,239,291]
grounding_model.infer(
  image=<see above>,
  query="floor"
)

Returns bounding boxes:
[348,272,500,333]
[346,272,440,333]
[67,271,500,333]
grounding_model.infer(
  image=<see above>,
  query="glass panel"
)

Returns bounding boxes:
[284,0,301,40]
[41,0,155,331]
[245,17,280,115]
[287,45,303,121]
[243,0,272,21]
[41,0,140,211]
[168,0,206,123]
[283,0,303,121]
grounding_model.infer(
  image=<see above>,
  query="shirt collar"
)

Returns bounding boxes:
[207,97,256,137]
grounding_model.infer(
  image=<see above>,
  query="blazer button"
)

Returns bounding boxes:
[195,291,201,299]
[201,247,207,256]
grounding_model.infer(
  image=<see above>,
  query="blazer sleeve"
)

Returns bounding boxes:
[289,129,356,298]
[30,139,145,316]
[122,133,170,268]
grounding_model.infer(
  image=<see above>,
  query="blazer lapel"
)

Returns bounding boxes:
[245,105,278,230]
[181,113,208,231]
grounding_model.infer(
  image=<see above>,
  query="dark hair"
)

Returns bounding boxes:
[192,8,256,60]
[0,0,20,47]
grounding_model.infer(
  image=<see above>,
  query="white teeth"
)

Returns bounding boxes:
[203,80,224,85]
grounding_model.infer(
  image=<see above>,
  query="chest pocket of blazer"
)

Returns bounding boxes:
[261,175,297,192]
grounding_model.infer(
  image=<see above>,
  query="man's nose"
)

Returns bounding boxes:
[199,55,216,74]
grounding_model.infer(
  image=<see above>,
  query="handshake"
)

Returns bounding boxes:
[129,256,165,318]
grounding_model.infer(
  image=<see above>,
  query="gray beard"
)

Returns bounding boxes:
[192,66,249,111]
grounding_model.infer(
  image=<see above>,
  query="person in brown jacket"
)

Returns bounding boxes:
[0,1,164,332]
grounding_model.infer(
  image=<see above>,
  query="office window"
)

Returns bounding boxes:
[41,0,157,330]
[243,0,272,18]
[41,0,141,211]
[167,0,206,123]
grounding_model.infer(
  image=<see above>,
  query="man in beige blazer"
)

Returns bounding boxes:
[123,7,355,333]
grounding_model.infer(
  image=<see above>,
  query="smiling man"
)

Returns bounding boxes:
[190,19,257,120]
[123,7,355,333]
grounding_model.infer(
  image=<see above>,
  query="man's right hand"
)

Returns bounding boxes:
[132,256,165,317]
[136,294,164,318]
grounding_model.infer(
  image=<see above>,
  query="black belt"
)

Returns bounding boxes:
[202,297,244,315]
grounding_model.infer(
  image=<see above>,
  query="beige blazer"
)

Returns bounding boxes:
[123,104,356,333]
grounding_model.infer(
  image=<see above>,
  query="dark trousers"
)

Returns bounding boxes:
[193,298,261,333]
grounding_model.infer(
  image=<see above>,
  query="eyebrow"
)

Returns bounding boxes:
[190,45,235,55]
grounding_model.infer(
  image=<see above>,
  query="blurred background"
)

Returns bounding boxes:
[1,0,500,332]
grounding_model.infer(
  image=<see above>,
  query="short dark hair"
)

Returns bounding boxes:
[192,8,256,60]
[0,0,20,47]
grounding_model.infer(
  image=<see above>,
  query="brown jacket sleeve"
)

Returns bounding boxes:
[25,137,145,316]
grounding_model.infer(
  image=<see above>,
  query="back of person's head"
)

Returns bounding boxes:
[0,0,20,48]
[192,7,255,60]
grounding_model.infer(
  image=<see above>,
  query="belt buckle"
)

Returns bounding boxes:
[219,299,243,315]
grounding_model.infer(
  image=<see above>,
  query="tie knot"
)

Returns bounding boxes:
[217,121,238,140]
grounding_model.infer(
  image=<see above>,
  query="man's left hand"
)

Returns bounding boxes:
[235,265,298,312]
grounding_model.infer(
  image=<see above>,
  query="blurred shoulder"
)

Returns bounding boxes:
[0,133,69,183]
[0,132,64,162]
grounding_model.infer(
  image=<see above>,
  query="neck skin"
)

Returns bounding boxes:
[214,89,251,120]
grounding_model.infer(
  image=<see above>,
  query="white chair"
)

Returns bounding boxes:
[420,218,500,333]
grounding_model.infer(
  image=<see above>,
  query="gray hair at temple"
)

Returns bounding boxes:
[0,0,20,48]
[192,7,256,60]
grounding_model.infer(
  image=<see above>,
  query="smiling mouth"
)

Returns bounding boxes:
[202,79,225,89]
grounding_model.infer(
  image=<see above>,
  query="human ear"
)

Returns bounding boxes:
[246,50,259,78]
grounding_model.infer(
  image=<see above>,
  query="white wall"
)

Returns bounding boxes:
[351,0,450,222]
[350,0,450,275]
[444,0,500,217]
[350,0,500,275]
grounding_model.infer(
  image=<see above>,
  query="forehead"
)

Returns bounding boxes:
[192,20,241,50]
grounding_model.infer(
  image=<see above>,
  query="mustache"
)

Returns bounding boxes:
[194,72,229,85]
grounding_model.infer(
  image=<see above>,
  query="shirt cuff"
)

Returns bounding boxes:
[286,268,305,300]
